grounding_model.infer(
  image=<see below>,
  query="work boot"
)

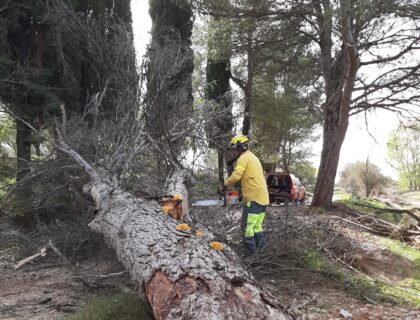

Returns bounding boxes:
[254,232,266,252]
[244,236,257,256]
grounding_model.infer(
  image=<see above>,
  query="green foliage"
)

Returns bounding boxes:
[380,238,420,275]
[323,237,420,307]
[252,74,320,172]
[303,249,326,270]
[0,0,136,157]
[290,160,317,186]
[339,160,391,197]
[333,189,352,201]
[0,0,136,228]
[301,249,345,282]
[65,292,152,320]
[387,122,420,191]
[350,275,420,307]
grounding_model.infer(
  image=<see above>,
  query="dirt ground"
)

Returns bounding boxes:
[0,222,132,320]
[1,204,419,320]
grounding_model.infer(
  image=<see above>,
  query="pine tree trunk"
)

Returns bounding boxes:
[56,140,293,320]
[242,32,254,137]
[16,119,32,182]
[311,110,348,207]
[311,0,360,208]
[218,149,225,185]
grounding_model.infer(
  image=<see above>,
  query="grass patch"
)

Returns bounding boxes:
[379,238,420,279]
[302,249,345,281]
[346,239,420,307]
[349,276,420,307]
[303,249,326,270]
[332,191,351,201]
[65,291,152,320]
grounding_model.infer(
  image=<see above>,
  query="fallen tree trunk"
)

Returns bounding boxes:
[56,139,293,319]
[358,201,420,224]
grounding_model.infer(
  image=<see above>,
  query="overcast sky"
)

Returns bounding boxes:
[130,0,399,180]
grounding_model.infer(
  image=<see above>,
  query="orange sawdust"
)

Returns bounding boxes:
[176,223,191,232]
[195,230,203,238]
[162,204,174,214]
[172,194,182,201]
[209,241,224,251]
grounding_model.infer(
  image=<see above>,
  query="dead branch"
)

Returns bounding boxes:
[357,201,420,225]
[14,247,47,269]
[48,238,70,266]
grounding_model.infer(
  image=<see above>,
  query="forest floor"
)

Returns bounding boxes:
[1,199,419,320]
[0,218,135,320]
[194,200,420,320]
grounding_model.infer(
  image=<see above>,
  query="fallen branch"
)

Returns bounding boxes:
[48,238,70,266]
[357,202,420,224]
[15,247,47,269]
[14,238,71,269]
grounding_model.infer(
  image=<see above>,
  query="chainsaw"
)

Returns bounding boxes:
[216,159,242,206]
[217,186,242,206]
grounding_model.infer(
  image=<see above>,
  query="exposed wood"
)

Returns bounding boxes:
[163,169,192,220]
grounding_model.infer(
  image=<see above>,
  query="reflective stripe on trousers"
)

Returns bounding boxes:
[241,201,265,237]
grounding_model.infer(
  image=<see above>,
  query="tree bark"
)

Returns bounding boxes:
[311,0,360,208]
[218,149,225,185]
[311,116,348,207]
[56,139,293,320]
[16,119,32,182]
[242,30,254,137]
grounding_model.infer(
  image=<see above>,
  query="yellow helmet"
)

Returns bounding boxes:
[230,135,249,145]
[230,135,249,151]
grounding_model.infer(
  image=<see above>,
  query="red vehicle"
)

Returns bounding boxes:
[266,172,305,205]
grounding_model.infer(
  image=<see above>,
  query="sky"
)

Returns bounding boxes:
[130,0,400,180]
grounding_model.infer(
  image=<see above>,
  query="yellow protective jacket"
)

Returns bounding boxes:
[224,150,269,206]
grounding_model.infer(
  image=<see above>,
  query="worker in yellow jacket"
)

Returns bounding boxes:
[219,135,269,256]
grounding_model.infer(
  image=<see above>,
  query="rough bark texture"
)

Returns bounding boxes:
[16,119,32,182]
[242,31,254,137]
[311,0,360,208]
[88,182,292,319]
[56,139,293,319]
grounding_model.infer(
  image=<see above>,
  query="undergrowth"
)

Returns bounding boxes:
[65,291,153,320]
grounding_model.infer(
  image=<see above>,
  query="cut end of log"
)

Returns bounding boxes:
[161,195,184,220]
[145,271,209,320]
